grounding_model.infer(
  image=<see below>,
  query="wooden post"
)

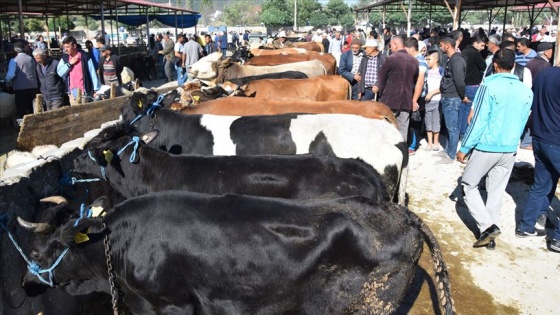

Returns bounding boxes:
[78,88,84,105]
[110,82,117,99]
[34,94,44,113]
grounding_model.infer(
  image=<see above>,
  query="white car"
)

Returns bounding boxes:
[125,36,145,46]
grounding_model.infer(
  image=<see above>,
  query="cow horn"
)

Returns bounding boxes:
[17,217,53,233]
[121,88,134,97]
[40,196,68,204]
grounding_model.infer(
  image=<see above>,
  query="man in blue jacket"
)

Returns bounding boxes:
[338,39,364,100]
[457,49,533,249]
[516,66,560,253]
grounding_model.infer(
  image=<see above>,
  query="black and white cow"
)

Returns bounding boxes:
[73,123,388,201]
[20,191,455,315]
[122,91,408,204]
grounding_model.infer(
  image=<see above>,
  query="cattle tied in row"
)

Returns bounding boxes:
[20,191,455,314]
[188,52,327,85]
[123,90,407,203]
[74,122,388,202]
[231,49,337,75]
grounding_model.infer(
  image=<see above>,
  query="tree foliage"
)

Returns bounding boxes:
[223,0,262,26]
[325,0,355,28]
[261,0,291,27]
[286,0,322,27]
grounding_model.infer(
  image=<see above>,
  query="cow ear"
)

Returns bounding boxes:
[162,90,178,107]
[58,219,102,247]
[140,130,158,144]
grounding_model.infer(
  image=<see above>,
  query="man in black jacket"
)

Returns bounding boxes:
[434,35,467,164]
[460,34,487,139]
[33,48,67,110]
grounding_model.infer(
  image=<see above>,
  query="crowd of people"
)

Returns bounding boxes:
[333,25,558,252]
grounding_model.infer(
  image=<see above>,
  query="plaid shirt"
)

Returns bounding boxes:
[363,54,379,87]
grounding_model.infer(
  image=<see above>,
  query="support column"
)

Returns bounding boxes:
[115,0,120,55]
[45,14,50,50]
[502,0,509,33]
[101,2,106,36]
[17,0,24,37]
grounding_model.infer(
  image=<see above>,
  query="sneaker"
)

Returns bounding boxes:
[550,240,560,252]
[433,144,440,151]
[515,229,545,238]
[435,155,454,164]
[432,150,448,158]
[535,213,547,233]
[424,145,433,151]
[408,149,416,156]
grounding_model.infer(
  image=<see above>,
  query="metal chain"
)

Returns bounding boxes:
[103,222,121,315]
[149,114,158,131]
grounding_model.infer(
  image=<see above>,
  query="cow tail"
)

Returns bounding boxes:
[347,80,351,100]
[409,211,456,315]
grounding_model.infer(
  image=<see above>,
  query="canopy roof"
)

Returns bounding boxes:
[0,0,198,16]
[90,14,201,28]
[355,0,557,12]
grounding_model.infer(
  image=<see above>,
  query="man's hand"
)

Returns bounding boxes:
[425,92,432,101]
[69,55,79,66]
[462,96,470,103]
[372,86,379,93]
[412,101,419,111]
[467,108,474,124]
[354,73,361,82]
[456,151,467,164]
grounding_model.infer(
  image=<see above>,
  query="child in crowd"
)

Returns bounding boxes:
[424,50,444,151]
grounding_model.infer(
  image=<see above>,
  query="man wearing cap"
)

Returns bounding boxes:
[356,38,386,102]
[57,36,100,105]
[526,42,553,79]
[99,45,122,86]
[273,32,293,49]
[5,41,38,118]
[376,34,419,142]
[339,39,364,100]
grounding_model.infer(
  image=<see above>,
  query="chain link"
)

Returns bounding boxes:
[103,222,121,315]
[149,114,158,131]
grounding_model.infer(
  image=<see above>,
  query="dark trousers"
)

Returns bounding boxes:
[164,60,175,82]
[14,88,38,118]
[519,138,560,240]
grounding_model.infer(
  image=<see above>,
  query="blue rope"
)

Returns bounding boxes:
[87,150,107,180]
[0,215,71,287]
[116,136,140,163]
[74,203,92,227]
[129,94,165,125]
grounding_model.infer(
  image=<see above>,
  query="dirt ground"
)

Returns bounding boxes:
[402,142,559,314]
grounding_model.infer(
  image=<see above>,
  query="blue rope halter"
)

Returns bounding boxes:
[116,136,140,163]
[0,204,92,287]
[129,94,165,125]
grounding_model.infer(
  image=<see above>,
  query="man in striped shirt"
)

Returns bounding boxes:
[99,45,122,86]
[515,38,537,67]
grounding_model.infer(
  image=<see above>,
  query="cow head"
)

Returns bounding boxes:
[19,197,107,296]
[180,85,232,106]
[121,89,178,123]
[188,51,222,81]
[75,123,158,179]
[230,47,254,64]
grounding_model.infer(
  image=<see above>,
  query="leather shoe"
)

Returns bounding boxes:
[486,240,496,250]
[473,225,501,248]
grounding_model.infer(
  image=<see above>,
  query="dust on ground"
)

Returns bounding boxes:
[402,144,560,314]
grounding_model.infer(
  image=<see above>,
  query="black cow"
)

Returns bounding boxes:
[230,46,253,63]
[74,123,387,201]
[123,90,408,204]
[226,70,308,86]
[20,191,455,314]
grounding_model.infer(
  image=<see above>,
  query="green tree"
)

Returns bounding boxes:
[286,0,322,27]
[308,11,329,28]
[261,0,291,27]
[324,0,355,28]
[223,0,262,26]
[24,18,45,33]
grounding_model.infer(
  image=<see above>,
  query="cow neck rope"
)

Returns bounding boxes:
[129,94,165,125]
[103,221,122,315]
[0,204,91,287]
[116,137,140,163]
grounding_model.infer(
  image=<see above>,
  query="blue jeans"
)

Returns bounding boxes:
[360,88,375,101]
[460,85,478,139]
[518,138,560,240]
[520,128,533,148]
[176,64,186,84]
[441,97,461,159]
[351,84,359,100]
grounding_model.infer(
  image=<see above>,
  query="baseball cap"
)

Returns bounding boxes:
[364,38,378,48]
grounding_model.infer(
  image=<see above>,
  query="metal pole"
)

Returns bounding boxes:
[115,0,120,55]
[17,0,24,37]
[502,0,509,33]
[175,11,178,38]
[101,1,106,36]
[294,0,297,31]
[407,0,412,37]
[45,14,51,50]
[110,7,114,46]
[146,8,150,48]
[66,2,70,35]
[429,3,432,29]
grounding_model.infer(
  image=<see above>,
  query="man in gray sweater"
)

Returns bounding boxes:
[5,41,38,119]
[434,35,467,164]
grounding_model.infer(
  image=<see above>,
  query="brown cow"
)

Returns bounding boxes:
[250,48,308,56]
[245,52,337,75]
[293,41,324,52]
[172,97,397,128]
[231,75,350,101]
